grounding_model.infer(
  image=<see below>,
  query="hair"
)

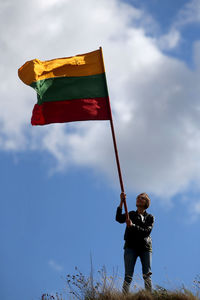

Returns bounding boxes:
[137,193,151,209]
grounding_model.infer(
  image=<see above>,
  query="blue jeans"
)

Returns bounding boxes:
[123,247,152,293]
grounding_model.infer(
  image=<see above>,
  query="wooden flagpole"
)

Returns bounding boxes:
[99,47,129,220]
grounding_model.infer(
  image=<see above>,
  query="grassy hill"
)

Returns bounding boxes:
[41,267,200,300]
[41,289,200,300]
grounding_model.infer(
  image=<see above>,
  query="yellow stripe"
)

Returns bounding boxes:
[18,49,104,85]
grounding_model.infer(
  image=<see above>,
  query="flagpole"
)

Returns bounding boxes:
[99,47,129,220]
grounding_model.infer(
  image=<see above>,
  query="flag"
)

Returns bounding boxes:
[18,49,111,125]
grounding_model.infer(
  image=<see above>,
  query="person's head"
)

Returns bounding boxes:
[136,193,150,210]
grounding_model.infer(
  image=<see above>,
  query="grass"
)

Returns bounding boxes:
[41,269,200,300]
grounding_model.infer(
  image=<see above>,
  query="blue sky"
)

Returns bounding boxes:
[1,0,200,299]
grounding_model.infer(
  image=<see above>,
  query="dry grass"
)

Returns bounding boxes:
[93,289,198,300]
[41,289,200,300]
[41,268,200,300]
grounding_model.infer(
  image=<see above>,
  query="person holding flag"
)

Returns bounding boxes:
[18,48,155,295]
[116,192,154,294]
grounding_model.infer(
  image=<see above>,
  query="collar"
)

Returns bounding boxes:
[136,209,147,216]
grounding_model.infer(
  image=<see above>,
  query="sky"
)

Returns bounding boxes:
[1,0,200,299]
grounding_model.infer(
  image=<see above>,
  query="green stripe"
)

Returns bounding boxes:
[30,73,108,105]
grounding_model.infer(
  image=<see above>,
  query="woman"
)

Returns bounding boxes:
[116,192,154,293]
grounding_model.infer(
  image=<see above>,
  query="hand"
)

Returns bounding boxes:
[126,218,133,227]
[120,192,126,202]
[119,192,126,209]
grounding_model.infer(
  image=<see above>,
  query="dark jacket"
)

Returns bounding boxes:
[116,207,154,252]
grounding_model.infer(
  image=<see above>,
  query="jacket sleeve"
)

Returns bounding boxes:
[129,215,154,237]
[115,206,126,223]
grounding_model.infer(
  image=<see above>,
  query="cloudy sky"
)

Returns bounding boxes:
[1,0,200,299]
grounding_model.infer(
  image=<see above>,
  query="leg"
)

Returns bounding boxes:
[122,248,138,294]
[139,251,152,292]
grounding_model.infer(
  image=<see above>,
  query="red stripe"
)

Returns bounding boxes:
[31,97,111,125]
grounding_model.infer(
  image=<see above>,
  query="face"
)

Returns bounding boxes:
[136,195,147,208]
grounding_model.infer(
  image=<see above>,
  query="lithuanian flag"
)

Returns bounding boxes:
[18,48,111,125]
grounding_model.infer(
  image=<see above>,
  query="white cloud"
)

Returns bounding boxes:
[157,29,181,50]
[181,196,200,223]
[175,0,200,27]
[193,201,200,216]
[48,259,63,272]
[155,0,200,52]
[1,0,200,210]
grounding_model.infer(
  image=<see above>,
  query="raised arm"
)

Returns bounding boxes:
[115,192,126,223]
